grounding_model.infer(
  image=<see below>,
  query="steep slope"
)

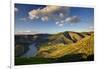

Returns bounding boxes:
[63,31,84,42]
[15,31,94,57]
[37,34,94,59]
[39,31,88,47]
[15,32,94,65]
[48,33,73,45]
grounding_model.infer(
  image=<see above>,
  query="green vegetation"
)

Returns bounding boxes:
[15,31,94,65]
[37,34,94,58]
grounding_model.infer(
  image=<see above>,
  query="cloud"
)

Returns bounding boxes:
[20,18,27,21]
[65,16,80,23]
[28,6,61,20]
[15,7,18,12]
[28,14,39,20]
[55,16,80,27]
[59,13,64,18]
[28,5,69,21]
[27,5,80,27]
[58,24,64,27]
[15,30,40,35]
[60,20,65,23]
[55,21,59,25]
[29,6,61,15]
[41,16,49,21]
[89,26,94,30]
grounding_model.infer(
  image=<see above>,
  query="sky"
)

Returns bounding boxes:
[15,3,94,34]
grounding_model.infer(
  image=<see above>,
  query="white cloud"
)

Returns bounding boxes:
[41,16,49,21]
[15,7,18,12]
[65,17,71,22]
[28,6,61,20]
[15,30,40,35]
[89,26,94,29]
[55,16,80,27]
[60,20,65,23]
[28,14,39,20]
[40,6,61,14]
[20,18,27,21]
[58,24,64,27]
[27,5,80,27]
[59,13,64,18]
[28,5,69,22]
[55,21,59,25]
[65,16,80,23]
[28,6,61,15]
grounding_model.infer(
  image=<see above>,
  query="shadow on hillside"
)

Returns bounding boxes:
[15,53,94,65]
[55,54,94,63]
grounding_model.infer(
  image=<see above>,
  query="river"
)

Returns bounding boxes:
[22,43,38,58]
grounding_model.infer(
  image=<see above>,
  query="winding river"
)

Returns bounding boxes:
[22,43,38,58]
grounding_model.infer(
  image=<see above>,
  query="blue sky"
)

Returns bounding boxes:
[15,4,94,34]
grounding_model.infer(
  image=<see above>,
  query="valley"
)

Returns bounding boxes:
[15,31,94,65]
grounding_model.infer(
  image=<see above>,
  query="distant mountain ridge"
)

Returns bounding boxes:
[15,31,93,44]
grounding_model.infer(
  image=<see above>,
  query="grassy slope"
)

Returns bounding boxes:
[39,31,86,47]
[37,34,94,58]
[15,32,94,65]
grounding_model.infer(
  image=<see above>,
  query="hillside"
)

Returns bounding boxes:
[15,31,94,65]
[37,34,94,59]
